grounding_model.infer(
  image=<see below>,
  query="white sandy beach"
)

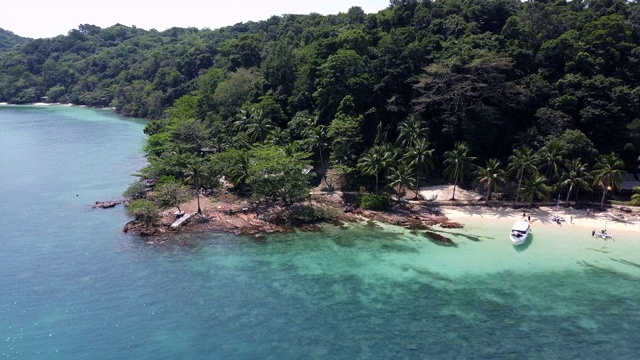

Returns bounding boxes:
[420,185,640,236]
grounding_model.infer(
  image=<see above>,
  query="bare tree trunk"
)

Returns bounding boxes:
[565,184,573,204]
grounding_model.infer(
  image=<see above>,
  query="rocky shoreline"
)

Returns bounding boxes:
[113,191,464,245]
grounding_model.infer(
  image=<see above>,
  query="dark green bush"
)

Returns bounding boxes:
[357,193,391,210]
[126,199,159,226]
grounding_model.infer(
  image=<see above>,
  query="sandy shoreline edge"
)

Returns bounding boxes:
[122,184,640,242]
[430,186,640,238]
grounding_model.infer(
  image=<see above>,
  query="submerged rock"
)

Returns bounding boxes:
[440,221,463,229]
[424,231,456,246]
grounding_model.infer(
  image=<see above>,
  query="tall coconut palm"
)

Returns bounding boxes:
[473,158,507,201]
[442,141,476,200]
[186,159,204,214]
[558,158,592,203]
[591,152,626,208]
[405,139,434,195]
[521,174,551,206]
[304,124,328,170]
[357,145,387,193]
[507,146,538,203]
[397,115,428,149]
[388,161,416,197]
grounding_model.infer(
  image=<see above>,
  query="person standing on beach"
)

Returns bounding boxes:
[592,229,595,237]
[528,215,531,222]
[570,215,573,223]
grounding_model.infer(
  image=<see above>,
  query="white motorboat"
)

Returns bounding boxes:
[510,220,531,245]
[595,230,614,240]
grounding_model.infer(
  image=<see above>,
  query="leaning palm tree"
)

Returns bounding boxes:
[591,152,626,208]
[507,146,538,203]
[442,141,476,200]
[388,161,416,197]
[405,139,434,196]
[357,146,387,193]
[558,158,592,204]
[521,174,551,206]
[473,158,507,201]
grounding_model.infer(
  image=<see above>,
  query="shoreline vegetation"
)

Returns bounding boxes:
[118,187,464,245]
[107,184,640,246]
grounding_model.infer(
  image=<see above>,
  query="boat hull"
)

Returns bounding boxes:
[510,233,529,245]
[510,221,531,245]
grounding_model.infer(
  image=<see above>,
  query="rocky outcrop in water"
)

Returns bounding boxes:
[93,199,127,208]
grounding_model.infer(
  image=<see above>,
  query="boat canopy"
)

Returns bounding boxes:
[512,221,530,231]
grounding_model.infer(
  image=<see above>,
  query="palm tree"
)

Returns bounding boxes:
[442,141,476,200]
[473,158,507,201]
[397,115,427,149]
[229,151,251,189]
[380,142,400,182]
[388,161,416,197]
[186,159,203,214]
[233,108,252,132]
[357,145,387,193]
[304,124,327,170]
[246,109,274,143]
[266,127,290,146]
[591,152,626,208]
[537,139,563,184]
[405,139,434,196]
[558,158,591,204]
[521,174,551,206]
[507,146,538,203]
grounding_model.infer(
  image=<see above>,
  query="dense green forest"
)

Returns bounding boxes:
[0,29,30,50]
[3,0,640,209]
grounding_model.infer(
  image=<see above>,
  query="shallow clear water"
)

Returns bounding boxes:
[2,105,640,359]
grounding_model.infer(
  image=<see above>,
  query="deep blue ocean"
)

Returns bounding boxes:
[2,105,640,359]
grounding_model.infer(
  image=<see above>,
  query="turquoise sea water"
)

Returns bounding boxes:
[2,105,640,359]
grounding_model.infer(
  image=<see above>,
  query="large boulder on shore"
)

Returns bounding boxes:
[93,199,127,209]
[122,221,157,236]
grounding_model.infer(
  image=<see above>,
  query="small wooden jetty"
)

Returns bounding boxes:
[170,212,197,229]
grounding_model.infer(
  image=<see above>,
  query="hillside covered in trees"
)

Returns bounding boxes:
[3,0,640,211]
[0,28,31,50]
